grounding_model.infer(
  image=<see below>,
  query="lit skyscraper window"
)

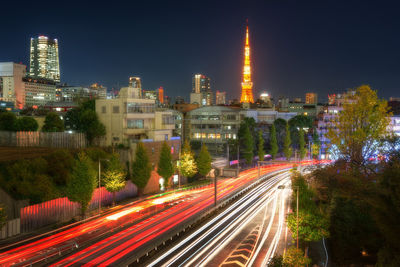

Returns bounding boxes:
[29,36,60,82]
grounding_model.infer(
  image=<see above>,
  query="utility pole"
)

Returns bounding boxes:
[98,160,101,214]
[214,175,217,207]
[296,185,299,249]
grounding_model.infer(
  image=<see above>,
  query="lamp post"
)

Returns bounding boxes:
[292,185,301,267]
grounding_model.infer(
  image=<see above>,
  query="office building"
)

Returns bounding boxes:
[216,91,226,105]
[0,62,26,108]
[23,77,56,107]
[191,74,212,106]
[29,36,60,82]
[96,78,175,146]
[305,93,318,104]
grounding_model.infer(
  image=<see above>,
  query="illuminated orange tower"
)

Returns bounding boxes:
[240,22,254,103]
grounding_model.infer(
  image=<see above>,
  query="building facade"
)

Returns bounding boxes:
[190,74,212,106]
[96,79,175,147]
[305,93,318,104]
[23,77,56,107]
[186,106,242,154]
[216,91,226,105]
[0,62,26,108]
[29,36,60,82]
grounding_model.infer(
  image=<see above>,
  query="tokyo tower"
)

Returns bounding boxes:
[240,22,254,104]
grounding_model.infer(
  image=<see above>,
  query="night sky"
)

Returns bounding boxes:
[1,0,399,101]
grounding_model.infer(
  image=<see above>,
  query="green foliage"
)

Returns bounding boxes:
[299,129,306,160]
[157,142,174,188]
[283,122,292,160]
[267,255,284,267]
[0,204,7,229]
[274,118,287,151]
[179,140,197,179]
[4,158,58,203]
[326,85,391,167]
[242,125,254,165]
[102,153,126,196]
[196,145,212,177]
[66,153,97,217]
[269,124,278,159]
[0,112,17,131]
[15,116,39,131]
[287,210,329,242]
[64,100,106,145]
[190,140,202,151]
[80,110,106,145]
[329,198,382,264]
[283,247,311,267]
[131,142,152,190]
[257,130,265,161]
[44,150,74,187]
[42,112,64,132]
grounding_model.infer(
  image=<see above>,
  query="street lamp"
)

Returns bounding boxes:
[294,185,300,249]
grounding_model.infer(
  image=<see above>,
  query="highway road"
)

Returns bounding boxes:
[147,171,292,267]
[0,160,324,266]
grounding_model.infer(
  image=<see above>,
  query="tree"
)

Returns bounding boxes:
[103,170,125,206]
[274,118,287,152]
[42,112,64,132]
[15,116,38,131]
[243,125,254,165]
[179,140,197,181]
[283,247,311,267]
[131,142,152,194]
[80,110,106,145]
[287,210,329,243]
[0,204,7,229]
[196,145,212,177]
[267,255,284,267]
[283,122,292,160]
[288,115,313,149]
[66,153,97,218]
[0,112,16,131]
[45,150,74,187]
[257,130,265,161]
[157,142,174,189]
[299,129,306,160]
[103,154,126,205]
[64,100,106,145]
[326,85,391,169]
[270,124,278,159]
[312,132,320,159]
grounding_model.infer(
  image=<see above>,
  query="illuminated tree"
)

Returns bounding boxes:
[196,145,212,177]
[326,85,391,168]
[131,142,152,194]
[66,153,97,218]
[299,129,306,160]
[283,122,292,160]
[103,154,126,205]
[257,130,265,161]
[157,142,174,188]
[283,247,311,267]
[179,140,197,179]
[269,124,278,159]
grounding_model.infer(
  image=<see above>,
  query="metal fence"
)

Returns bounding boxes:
[0,131,86,149]
[20,181,137,233]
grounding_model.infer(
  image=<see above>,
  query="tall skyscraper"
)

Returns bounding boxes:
[240,22,254,104]
[29,36,60,82]
[190,74,212,106]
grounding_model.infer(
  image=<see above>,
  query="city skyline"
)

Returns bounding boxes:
[1,1,399,102]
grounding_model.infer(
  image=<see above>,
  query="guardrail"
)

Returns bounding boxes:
[123,167,291,265]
